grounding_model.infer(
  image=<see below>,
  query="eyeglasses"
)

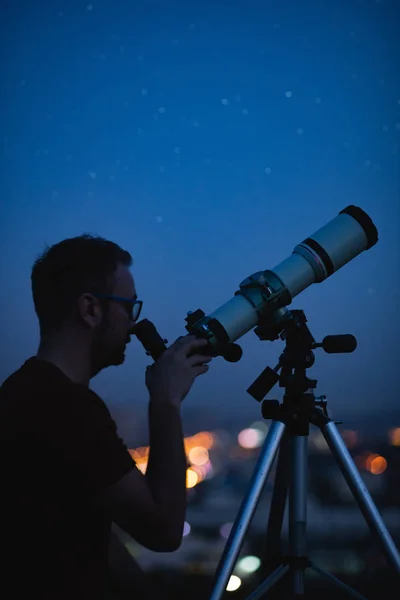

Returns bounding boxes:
[92,293,143,322]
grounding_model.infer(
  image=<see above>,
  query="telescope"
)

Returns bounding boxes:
[133,205,377,362]
[183,205,377,361]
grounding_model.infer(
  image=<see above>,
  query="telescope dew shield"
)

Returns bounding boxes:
[274,205,378,298]
[189,205,378,351]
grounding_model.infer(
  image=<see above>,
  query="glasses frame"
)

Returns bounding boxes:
[92,293,143,322]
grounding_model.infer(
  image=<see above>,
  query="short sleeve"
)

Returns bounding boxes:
[61,388,137,496]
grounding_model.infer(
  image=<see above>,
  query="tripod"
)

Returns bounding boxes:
[209,310,400,599]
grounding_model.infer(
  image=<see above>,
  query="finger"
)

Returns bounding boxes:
[194,364,210,376]
[172,334,196,349]
[172,335,208,356]
[188,354,213,367]
[183,336,208,353]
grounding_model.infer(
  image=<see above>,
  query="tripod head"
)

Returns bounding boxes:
[246,309,357,431]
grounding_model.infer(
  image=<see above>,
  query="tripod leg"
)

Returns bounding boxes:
[245,564,290,600]
[289,435,308,596]
[264,429,291,570]
[308,562,368,600]
[209,420,286,600]
[321,420,400,574]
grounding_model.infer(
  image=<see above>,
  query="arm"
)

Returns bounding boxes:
[95,403,186,551]
[144,401,187,548]
[94,335,211,551]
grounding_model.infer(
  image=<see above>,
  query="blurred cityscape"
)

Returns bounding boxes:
[115,410,400,599]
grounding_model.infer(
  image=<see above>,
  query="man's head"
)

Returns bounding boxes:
[31,234,140,378]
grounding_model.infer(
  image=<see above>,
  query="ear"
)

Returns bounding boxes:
[76,293,104,329]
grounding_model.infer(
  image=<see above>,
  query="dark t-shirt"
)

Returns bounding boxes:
[0,357,136,599]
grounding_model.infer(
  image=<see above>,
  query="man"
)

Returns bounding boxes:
[0,234,212,599]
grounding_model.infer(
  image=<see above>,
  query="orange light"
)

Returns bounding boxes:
[195,432,215,449]
[369,455,387,475]
[129,449,141,461]
[129,446,149,461]
[184,431,215,453]
[128,448,149,473]
[136,459,148,474]
[365,453,379,471]
[188,446,209,466]
[186,468,199,488]
[388,427,400,446]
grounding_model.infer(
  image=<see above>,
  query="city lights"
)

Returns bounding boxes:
[123,420,399,594]
[388,427,400,446]
[188,446,210,466]
[128,430,216,481]
[366,454,388,475]
[237,428,264,449]
[226,575,241,591]
[354,452,388,475]
[186,468,199,488]
[236,555,261,574]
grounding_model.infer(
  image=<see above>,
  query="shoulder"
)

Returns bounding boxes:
[0,358,46,428]
[0,358,113,437]
[68,384,118,434]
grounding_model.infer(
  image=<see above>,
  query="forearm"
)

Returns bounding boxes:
[145,400,187,545]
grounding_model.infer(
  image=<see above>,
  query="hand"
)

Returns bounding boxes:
[145,335,213,408]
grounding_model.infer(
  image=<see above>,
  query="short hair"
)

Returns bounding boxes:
[31,234,133,336]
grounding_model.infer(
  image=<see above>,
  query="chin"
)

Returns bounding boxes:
[100,354,125,370]
[115,352,126,365]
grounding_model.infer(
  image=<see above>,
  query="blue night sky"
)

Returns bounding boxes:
[1,0,399,442]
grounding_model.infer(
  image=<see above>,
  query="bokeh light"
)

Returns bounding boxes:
[220,522,233,539]
[188,446,209,466]
[236,555,261,574]
[388,427,400,446]
[226,575,241,591]
[186,468,199,488]
[238,428,263,449]
[369,455,387,475]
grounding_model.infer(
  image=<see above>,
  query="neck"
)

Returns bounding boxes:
[36,333,91,386]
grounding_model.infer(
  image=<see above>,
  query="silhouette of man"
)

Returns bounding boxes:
[0,234,212,599]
